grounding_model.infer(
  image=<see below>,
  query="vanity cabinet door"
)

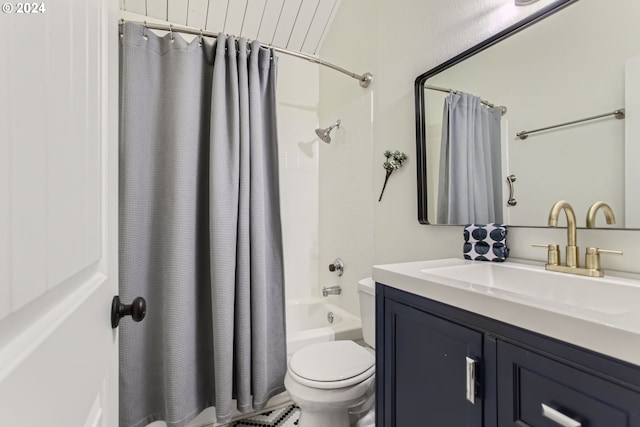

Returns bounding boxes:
[381,299,484,427]
[497,341,640,427]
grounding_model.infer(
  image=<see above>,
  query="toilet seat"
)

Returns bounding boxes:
[288,363,375,389]
[288,341,375,389]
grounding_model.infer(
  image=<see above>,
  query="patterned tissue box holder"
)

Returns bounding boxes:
[463,223,509,262]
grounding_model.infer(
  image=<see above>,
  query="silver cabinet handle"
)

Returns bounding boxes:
[465,357,476,404]
[541,404,582,427]
[506,174,517,206]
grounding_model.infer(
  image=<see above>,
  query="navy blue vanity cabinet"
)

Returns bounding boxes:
[377,285,490,427]
[376,283,640,427]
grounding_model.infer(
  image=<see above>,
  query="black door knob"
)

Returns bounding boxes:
[111,296,147,328]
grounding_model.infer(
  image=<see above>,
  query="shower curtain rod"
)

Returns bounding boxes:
[119,19,373,88]
[425,84,507,115]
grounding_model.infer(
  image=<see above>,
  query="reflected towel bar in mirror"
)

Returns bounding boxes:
[516,108,625,140]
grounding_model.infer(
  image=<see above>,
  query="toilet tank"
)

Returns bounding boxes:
[357,277,376,349]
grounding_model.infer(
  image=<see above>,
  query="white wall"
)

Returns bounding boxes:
[319,0,640,305]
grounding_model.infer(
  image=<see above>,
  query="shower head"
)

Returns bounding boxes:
[315,119,341,144]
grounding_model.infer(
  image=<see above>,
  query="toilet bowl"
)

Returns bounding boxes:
[284,278,376,427]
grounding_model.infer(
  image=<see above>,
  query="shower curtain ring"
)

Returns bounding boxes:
[169,24,174,42]
[142,21,148,40]
[199,29,203,46]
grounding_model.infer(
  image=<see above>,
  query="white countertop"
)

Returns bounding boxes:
[373,258,640,366]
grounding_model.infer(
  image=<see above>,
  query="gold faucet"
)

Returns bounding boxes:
[534,200,622,277]
[586,201,616,228]
[548,200,579,268]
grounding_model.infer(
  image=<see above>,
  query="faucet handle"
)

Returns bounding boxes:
[595,248,623,255]
[585,247,623,271]
[328,258,344,277]
[532,244,560,266]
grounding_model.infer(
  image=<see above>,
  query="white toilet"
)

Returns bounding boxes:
[284,278,376,427]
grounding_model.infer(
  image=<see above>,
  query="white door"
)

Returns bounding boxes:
[0,0,120,426]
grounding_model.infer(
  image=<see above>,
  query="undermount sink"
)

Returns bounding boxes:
[420,260,638,316]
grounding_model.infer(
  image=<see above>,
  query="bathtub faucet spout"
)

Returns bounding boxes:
[322,285,342,297]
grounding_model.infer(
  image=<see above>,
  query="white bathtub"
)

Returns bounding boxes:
[285,298,363,356]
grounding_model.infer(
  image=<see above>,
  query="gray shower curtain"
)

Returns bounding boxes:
[437,92,503,224]
[119,23,286,427]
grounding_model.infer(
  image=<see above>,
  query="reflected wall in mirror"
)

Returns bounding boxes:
[415,0,640,229]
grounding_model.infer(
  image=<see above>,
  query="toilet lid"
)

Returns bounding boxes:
[289,341,375,383]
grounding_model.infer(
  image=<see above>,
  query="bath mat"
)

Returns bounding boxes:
[230,404,300,427]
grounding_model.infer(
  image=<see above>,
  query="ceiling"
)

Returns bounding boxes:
[120,0,341,55]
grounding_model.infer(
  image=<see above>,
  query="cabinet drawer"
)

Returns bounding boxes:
[497,341,640,427]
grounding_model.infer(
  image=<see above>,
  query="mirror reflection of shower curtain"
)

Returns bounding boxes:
[437,92,503,224]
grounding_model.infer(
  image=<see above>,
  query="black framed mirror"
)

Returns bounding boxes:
[414,0,640,229]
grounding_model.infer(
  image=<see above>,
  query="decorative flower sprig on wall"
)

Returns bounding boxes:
[378,150,408,202]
